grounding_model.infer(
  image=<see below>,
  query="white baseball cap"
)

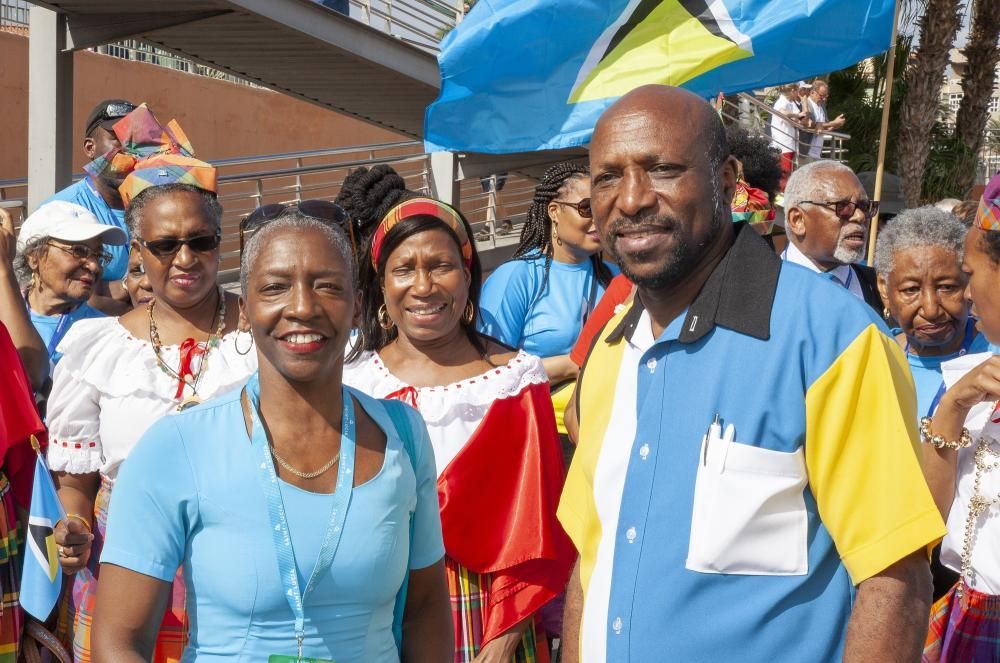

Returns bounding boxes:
[17,201,128,252]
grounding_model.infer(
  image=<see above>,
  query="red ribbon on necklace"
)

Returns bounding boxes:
[175,337,207,399]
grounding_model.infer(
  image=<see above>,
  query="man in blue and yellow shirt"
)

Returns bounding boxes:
[558,85,945,662]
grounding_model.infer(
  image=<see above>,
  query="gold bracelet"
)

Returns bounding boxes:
[62,513,92,531]
[919,417,973,450]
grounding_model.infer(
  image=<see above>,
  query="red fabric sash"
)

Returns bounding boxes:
[0,323,46,508]
[435,380,575,645]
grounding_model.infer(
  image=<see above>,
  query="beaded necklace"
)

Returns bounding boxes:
[958,434,1000,599]
[147,287,226,411]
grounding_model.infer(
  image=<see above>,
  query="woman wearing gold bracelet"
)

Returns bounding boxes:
[921,174,1000,662]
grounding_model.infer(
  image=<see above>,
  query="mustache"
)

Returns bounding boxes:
[605,213,682,236]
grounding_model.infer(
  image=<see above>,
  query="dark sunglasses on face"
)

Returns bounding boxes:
[240,200,353,253]
[552,198,593,219]
[137,233,222,258]
[46,242,113,267]
[799,199,879,221]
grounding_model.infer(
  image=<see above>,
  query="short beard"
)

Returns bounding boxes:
[833,230,867,265]
[608,175,728,291]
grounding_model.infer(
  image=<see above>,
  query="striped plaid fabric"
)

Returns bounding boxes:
[923,580,1000,662]
[54,477,188,662]
[976,197,1000,232]
[446,556,540,663]
[0,474,24,663]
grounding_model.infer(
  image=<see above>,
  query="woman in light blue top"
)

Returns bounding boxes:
[93,208,451,661]
[875,206,989,421]
[478,162,616,436]
[12,201,125,371]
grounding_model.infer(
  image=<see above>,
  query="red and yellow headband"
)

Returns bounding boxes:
[370,197,473,269]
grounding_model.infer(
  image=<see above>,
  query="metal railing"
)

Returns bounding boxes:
[0,140,537,280]
[720,92,851,167]
[347,0,463,52]
[0,0,27,33]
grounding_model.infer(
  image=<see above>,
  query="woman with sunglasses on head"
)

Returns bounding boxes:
[920,175,1000,662]
[344,197,574,663]
[93,207,450,662]
[478,163,616,441]
[46,171,255,662]
[9,202,125,377]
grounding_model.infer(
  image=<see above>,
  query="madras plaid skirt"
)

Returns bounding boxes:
[0,473,24,663]
[446,556,545,663]
[924,579,1000,662]
[54,476,188,662]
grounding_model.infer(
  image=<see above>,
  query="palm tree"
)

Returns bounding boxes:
[952,0,1000,196]
[897,0,965,206]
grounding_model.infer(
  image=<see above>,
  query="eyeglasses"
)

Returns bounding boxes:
[99,102,135,120]
[799,199,879,221]
[46,242,113,267]
[552,198,593,219]
[240,200,353,253]
[136,233,222,258]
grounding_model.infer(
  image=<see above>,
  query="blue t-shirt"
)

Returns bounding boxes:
[478,255,617,357]
[29,303,103,364]
[102,386,444,662]
[895,325,990,419]
[45,179,129,281]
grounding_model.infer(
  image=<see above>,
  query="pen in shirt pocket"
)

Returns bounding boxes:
[703,413,721,466]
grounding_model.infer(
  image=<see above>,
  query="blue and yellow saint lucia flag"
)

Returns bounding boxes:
[20,438,64,621]
[424,0,895,153]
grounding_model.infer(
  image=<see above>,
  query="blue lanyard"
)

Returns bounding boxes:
[923,319,979,417]
[245,373,356,657]
[23,292,74,356]
[780,248,854,290]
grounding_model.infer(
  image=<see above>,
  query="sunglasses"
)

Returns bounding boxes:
[46,242,113,267]
[799,199,879,221]
[240,200,353,253]
[136,233,222,258]
[552,198,593,218]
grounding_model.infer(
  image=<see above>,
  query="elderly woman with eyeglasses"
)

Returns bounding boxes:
[47,174,256,662]
[10,202,125,373]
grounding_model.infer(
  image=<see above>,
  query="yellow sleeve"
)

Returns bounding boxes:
[804,324,946,584]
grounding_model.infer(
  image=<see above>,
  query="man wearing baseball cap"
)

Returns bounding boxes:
[8,201,126,372]
[44,99,137,315]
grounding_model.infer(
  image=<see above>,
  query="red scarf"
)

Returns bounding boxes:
[0,324,46,509]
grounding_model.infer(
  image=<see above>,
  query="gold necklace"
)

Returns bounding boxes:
[269,443,340,480]
[958,435,1000,600]
[148,288,226,411]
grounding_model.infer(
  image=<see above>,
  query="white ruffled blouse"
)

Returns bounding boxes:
[343,350,549,478]
[46,317,257,479]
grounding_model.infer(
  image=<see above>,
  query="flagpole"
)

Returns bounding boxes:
[867,0,901,266]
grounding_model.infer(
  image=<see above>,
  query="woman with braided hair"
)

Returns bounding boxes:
[478,161,616,437]
[335,165,417,252]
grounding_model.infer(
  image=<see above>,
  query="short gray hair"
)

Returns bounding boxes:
[783,160,857,212]
[873,206,967,279]
[13,236,50,288]
[125,183,223,236]
[240,210,357,294]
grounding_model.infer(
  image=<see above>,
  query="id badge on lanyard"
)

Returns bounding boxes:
[245,373,355,663]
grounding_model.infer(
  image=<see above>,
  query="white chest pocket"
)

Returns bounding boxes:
[686,432,809,576]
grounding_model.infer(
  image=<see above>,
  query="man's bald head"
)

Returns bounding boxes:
[587,84,739,292]
[593,85,729,171]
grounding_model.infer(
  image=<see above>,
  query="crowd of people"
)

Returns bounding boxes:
[0,84,997,663]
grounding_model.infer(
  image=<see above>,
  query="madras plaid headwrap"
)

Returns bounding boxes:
[118,154,217,207]
[370,197,473,269]
[975,171,1000,232]
[731,177,775,234]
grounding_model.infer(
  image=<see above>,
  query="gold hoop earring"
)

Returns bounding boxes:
[378,304,395,331]
[462,301,475,326]
[234,329,254,356]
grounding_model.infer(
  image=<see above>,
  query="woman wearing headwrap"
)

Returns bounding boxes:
[921,173,1000,662]
[48,132,254,661]
[344,197,574,662]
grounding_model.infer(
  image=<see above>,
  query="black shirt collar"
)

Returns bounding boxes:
[607,223,781,345]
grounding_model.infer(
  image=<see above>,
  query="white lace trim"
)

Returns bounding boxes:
[343,349,548,425]
[54,316,257,399]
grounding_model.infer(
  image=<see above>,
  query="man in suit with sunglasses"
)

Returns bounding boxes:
[781,159,883,314]
[46,99,137,315]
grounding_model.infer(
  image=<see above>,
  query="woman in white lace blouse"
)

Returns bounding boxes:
[46,182,256,662]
